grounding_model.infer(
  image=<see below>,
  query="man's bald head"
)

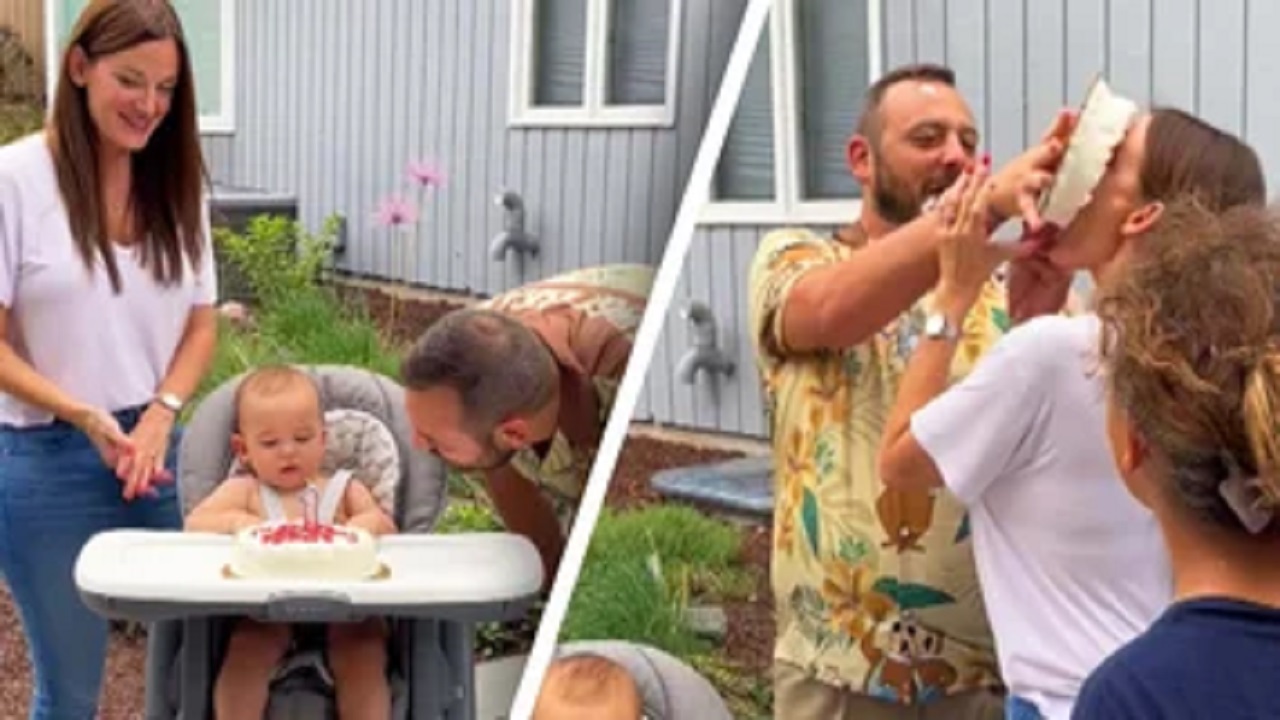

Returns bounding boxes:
[856,63,959,148]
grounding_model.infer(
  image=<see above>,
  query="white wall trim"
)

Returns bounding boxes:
[702,0,882,225]
[508,0,682,129]
[44,0,237,135]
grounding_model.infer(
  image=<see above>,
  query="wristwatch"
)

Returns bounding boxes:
[153,392,185,414]
[923,312,961,342]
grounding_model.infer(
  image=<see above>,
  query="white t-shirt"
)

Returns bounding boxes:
[0,133,217,426]
[911,314,1171,720]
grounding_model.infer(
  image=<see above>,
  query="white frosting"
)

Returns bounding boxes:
[229,521,380,581]
[1038,77,1139,227]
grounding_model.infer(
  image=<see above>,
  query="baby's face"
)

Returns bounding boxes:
[234,387,325,491]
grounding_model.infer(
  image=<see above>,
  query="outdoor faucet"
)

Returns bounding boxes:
[490,189,539,261]
[676,301,736,385]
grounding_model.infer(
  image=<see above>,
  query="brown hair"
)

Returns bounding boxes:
[49,0,207,294]
[401,309,558,431]
[1138,108,1266,207]
[856,63,957,145]
[233,365,323,430]
[1098,199,1280,533]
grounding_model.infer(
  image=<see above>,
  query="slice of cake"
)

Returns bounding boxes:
[1038,76,1139,228]
[229,520,380,581]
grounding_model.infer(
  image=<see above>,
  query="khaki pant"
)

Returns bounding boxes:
[774,661,1005,720]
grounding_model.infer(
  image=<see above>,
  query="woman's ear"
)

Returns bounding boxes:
[1121,200,1165,238]
[67,45,91,87]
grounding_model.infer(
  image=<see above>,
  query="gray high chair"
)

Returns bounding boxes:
[73,365,543,719]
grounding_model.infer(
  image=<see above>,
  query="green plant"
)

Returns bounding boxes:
[559,506,751,655]
[214,213,341,310]
[436,500,503,534]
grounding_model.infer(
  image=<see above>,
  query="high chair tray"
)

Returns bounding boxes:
[74,530,543,623]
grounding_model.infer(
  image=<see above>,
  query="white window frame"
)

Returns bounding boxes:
[508,0,682,129]
[44,0,237,135]
[700,0,882,225]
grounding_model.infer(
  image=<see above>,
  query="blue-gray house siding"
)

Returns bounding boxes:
[200,0,748,297]
[637,0,1280,439]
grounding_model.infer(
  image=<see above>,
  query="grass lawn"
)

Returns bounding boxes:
[560,503,773,719]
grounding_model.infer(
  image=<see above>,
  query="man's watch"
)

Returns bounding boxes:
[923,312,961,342]
[153,392,185,414]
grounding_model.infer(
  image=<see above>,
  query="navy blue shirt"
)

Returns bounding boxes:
[1073,597,1280,719]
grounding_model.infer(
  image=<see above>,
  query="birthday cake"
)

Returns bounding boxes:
[228,520,380,581]
[1038,76,1139,227]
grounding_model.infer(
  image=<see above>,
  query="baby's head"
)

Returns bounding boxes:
[231,365,325,491]
[533,654,644,720]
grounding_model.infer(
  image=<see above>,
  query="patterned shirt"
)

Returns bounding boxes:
[748,227,1008,703]
[480,264,653,528]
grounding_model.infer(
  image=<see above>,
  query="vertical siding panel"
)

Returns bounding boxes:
[1196,0,1245,135]
[915,0,946,65]
[456,0,479,292]
[1245,0,1280,194]
[1150,0,1196,110]
[471,0,496,294]
[335,0,356,273]
[1024,0,1065,142]
[711,228,743,432]
[946,0,987,141]
[1106,0,1151,106]
[670,245,696,427]
[885,0,918,67]
[486,0,511,295]
[580,134,608,268]
[736,228,767,437]
[986,0,1024,164]
[601,136,630,271]
[626,133,654,265]
[541,130,567,283]
[439,0,460,287]
[689,239,716,429]
[424,0,445,288]
[1064,0,1106,96]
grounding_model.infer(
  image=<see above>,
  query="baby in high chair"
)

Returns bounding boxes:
[186,364,397,720]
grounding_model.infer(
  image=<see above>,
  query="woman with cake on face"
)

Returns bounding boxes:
[875,101,1265,720]
[186,365,396,720]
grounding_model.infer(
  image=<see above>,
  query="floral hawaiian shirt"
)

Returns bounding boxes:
[479,264,653,530]
[748,227,1009,703]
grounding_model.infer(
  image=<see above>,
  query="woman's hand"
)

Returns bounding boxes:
[114,404,177,501]
[935,164,1007,313]
[987,109,1076,232]
[72,405,136,470]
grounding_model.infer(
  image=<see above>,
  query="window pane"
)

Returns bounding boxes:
[797,0,870,199]
[714,29,774,201]
[534,0,587,106]
[54,0,226,120]
[606,0,670,105]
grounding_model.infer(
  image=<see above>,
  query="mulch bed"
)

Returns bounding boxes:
[0,586,148,718]
[607,434,776,675]
[335,283,469,349]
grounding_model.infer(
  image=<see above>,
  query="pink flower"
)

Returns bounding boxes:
[373,196,418,227]
[406,160,445,188]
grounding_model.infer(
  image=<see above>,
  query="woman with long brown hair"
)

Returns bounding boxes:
[875,107,1265,720]
[1074,199,1280,718]
[0,0,216,715]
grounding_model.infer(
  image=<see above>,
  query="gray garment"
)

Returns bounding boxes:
[258,469,353,523]
[555,641,734,720]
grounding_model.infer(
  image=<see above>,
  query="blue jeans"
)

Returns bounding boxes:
[1006,695,1044,720]
[0,406,182,720]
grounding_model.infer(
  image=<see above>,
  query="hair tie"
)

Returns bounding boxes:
[1219,475,1274,534]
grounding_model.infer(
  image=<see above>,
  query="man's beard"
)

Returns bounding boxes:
[872,153,961,226]
[456,437,518,472]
